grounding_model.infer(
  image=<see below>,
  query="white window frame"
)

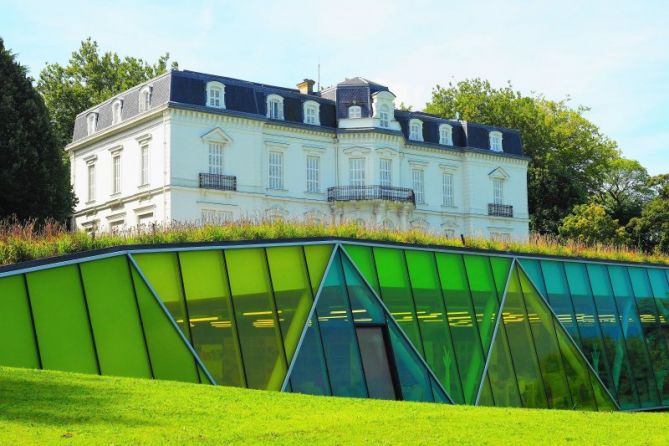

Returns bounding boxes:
[208,142,224,176]
[442,172,454,207]
[412,168,425,204]
[379,158,392,187]
[139,86,152,113]
[490,131,503,152]
[379,104,390,128]
[409,119,423,142]
[303,100,320,125]
[439,124,453,145]
[306,155,320,193]
[206,81,226,109]
[266,94,285,120]
[87,163,96,202]
[493,177,504,204]
[111,100,123,125]
[140,142,150,186]
[112,153,121,195]
[86,113,98,135]
[349,157,366,187]
[268,151,284,189]
[348,105,362,119]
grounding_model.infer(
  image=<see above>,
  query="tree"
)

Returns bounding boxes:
[558,203,627,246]
[594,157,652,226]
[628,174,669,253]
[0,38,75,221]
[424,79,619,234]
[37,38,177,148]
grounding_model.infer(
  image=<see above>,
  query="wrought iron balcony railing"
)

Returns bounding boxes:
[488,203,513,218]
[199,173,237,191]
[327,185,415,204]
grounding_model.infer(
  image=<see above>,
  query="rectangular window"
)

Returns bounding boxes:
[137,213,153,227]
[305,107,317,125]
[140,144,149,186]
[87,164,96,202]
[209,142,224,175]
[379,159,392,187]
[490,232,511,243]
[201,209,233,224]
[349,158,366,187]
[109,220,125,233]
[442,173,454,206]
[412,169,425,204]
[112,155,121,195]
[268,151,283,189]
[306,155,320,193]
[493,178,504,204]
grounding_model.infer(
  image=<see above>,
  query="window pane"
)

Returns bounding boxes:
[303,244,334,295]
[289,314,331,395]
[179,250,245,387]
[0,275,39,368]
[266,247,314,362]
[463,256,500,353]
[486,319,522,407]
[129,265,199,382]
[225,248,287,390]
[540,261,581,344]
[435,253,487,405]
[80,257,151,378]
[648,268,669,405]
[26,266,98,373]
[342,255,385,324]
[387,323,434,402]
[608,265,661,407]
[405,250,464,403]
[373,247,423,352]
[342,245,381,295]
[315,253,367,397]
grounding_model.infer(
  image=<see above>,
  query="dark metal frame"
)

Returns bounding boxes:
[198,173,237,191]
[327,185,416,204]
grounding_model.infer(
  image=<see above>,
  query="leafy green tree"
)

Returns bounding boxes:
[628,174,669,253]
[424,79,619,234]
[558,203,627,246]
[594,157,652,226]
[0,38,75,221]
[37,38,177,148]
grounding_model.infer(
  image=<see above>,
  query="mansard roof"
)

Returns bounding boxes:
[70,70,524,157]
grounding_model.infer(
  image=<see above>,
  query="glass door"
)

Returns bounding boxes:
[355,326,399,400]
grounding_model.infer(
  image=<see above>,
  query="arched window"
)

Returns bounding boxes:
[409,119,423,141]
[379,104,390,128]
[439,124,453,145]
[266,94,284,120]
[206,81,226,109]
[489,131,503,152]
[348,105,362,119]
[139,86,152,113]
[86,113,98,135]
[303,100,320,125]
[111,99,123,125]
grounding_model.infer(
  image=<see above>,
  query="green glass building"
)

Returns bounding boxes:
[1,239,668,411]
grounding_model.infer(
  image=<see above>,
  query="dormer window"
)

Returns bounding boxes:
[348,105,362,119]
[439,124,453,145]
[86,113,98,135]
[409,119,423,141]
[490,131,503,152]
[303,100,320,125]
[111,99,123,125]
[139,86,152,113]
[379,104,390,128]
[206,81,226,109]
[266,94,284,120]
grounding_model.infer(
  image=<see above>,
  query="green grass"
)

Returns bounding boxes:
[1,367,667,445]
[1,219,668,267]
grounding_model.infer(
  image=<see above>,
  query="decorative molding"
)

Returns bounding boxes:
[408,158,429,168]
[83,154,98,164]
[488,166,510,180]
[201,127,233,144]
[343,146,371,156]
[108,144,124,155]
[439,162,459,172]
[135,133,153,143]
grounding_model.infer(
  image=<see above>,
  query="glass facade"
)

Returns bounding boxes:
[1,239,667,412]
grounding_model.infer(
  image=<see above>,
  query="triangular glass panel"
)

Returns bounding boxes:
[303,244,335,295]
[287,248,453,404]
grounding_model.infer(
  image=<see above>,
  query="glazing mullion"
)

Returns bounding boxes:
[262,248,291,373]
[220,250,248,388]
[400,250,427,355]
[76,263,102,375]
[175,252,203,384]
[299,246,333,395]
[20,273,43,370]
[125,255,155,379]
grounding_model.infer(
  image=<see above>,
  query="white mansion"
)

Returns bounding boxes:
[66,70,529,240]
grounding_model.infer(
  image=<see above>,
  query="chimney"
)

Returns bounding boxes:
[297,79,315,95]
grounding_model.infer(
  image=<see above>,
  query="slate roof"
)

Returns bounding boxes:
[70,70,524,157]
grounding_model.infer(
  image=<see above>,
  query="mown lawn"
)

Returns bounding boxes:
[0,367,667,445]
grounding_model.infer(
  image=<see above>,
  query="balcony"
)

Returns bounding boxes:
[327,185,415,205]
[488,203,513,218]
[199,173,237,191]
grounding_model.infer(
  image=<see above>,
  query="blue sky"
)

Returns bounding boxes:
[2,0,668,174]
